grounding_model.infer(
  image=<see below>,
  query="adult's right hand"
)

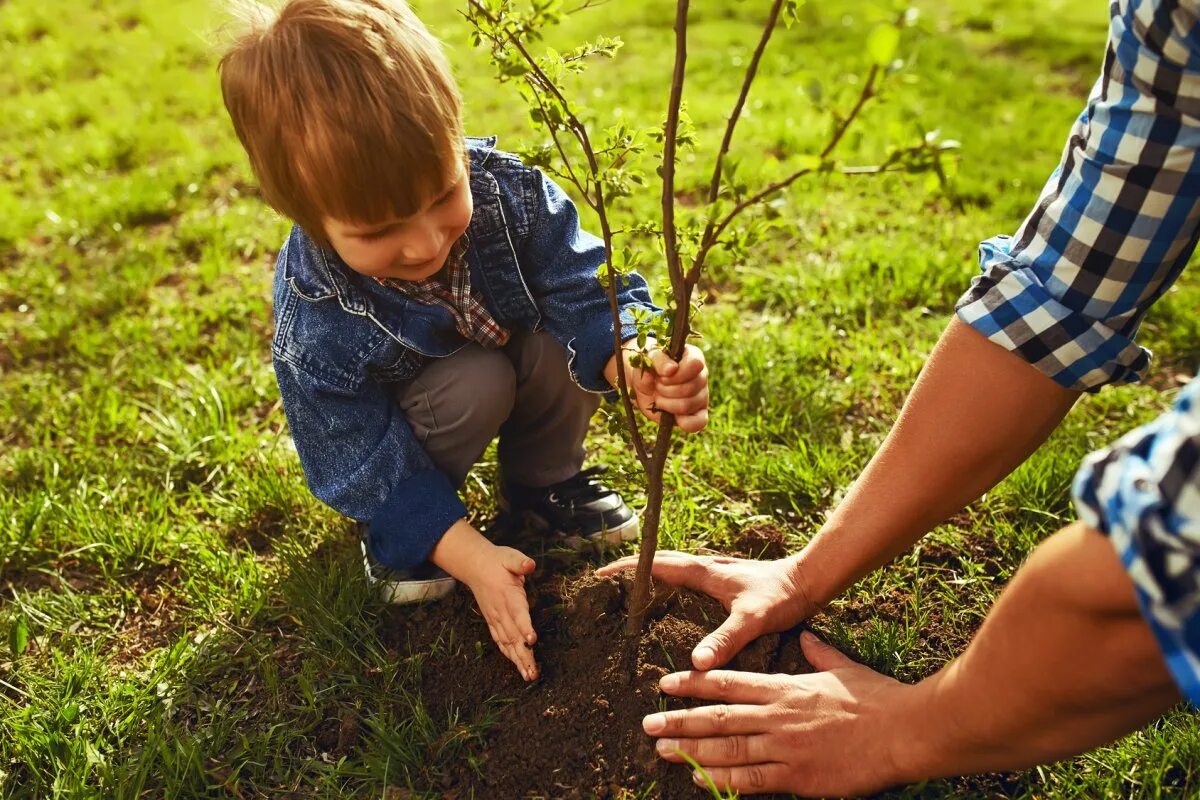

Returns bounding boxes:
[596,551,815,669]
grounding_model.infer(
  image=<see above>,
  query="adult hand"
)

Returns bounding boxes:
[642,632,922,797]
[596,551,813,669]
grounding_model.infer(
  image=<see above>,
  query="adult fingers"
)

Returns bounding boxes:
[596,551,715,592]
[691,608,765,670]
[799,630,859,672]
[643,703,775,738]
[655,733,776,766]
[696,763,792,795]
[656,669,787,704]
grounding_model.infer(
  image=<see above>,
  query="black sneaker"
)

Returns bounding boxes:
[357,523,456,604]
[499,466,639,547]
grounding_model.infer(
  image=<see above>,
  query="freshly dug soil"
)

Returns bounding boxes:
[381,565,812,799]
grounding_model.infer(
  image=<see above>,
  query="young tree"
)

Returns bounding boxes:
[466,0,955,634]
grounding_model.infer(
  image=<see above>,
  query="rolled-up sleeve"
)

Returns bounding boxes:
[521,168,661,392]
[273,354,467,571]
[956,0,1200,391]
[1074,377,1200,702]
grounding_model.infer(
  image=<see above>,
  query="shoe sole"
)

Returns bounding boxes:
[361,541,457,605]
[377,576,457,604]
[516,509,641,549]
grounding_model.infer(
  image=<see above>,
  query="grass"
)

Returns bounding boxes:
[2,0,1198,796]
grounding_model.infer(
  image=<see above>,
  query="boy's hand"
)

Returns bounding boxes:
[431,520,539,681]
[606,343,709,433]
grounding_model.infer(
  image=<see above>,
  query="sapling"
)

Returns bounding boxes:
[465,0,956,634]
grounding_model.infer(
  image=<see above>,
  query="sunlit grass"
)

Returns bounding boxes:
[2,0,1197,796]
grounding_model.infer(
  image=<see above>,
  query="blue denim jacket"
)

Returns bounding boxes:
[272,136,658,570]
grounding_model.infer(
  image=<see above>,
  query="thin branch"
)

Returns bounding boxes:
[466,0,650,465]
[705,0,785,206]
[565,0,609,14]
[626,0,691,635]
[688,62,883,283]
[660,0,690,334]
[839,163,906,175]
[529,89,592,210]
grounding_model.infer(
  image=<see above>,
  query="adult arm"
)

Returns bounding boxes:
[643,521,1180,797]
[602,0,1200,668]
[646,374,1200,795]
[601,319,1079,665]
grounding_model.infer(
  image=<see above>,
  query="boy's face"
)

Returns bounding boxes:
[323,162,473,282]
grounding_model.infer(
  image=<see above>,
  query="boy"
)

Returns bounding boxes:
[217,0,710,681]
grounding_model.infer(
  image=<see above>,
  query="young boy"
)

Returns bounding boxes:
[217,0,709,681]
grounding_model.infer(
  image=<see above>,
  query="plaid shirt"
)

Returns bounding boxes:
[376,236,511,349]
[1074,378,1199,703]
[955,1,1200,392]
[965,0,1200,703]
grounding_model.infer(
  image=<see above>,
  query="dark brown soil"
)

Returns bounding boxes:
[381,567,812,799]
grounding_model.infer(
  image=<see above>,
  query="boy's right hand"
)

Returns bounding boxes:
[430,519,539,681]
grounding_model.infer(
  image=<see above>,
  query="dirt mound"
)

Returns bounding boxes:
[381,569,812,799]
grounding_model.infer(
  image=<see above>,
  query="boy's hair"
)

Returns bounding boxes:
[218,0,464,247]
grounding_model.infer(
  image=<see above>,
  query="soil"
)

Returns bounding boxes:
[379,526,813,800]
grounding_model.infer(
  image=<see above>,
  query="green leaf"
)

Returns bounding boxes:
[9,615,29,658]
[867,24,900,66]
[793,153,822,172]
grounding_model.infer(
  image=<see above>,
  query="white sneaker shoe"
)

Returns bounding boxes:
[360,539,456,604]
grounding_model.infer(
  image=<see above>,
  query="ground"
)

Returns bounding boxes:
[2,0,1199,797]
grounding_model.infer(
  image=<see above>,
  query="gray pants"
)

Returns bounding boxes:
[395,330,601,489]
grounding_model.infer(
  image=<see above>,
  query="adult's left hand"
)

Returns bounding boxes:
[642,631,924,797]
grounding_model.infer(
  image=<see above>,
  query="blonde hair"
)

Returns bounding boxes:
[217,0,464,247]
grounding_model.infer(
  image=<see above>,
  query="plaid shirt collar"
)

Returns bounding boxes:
[375,235,511,349]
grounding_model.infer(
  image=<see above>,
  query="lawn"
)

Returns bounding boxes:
[2,0,1198,797]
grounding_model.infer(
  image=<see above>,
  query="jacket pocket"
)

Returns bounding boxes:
[371,345,426,383]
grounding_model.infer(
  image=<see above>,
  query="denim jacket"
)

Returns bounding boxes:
[272,136,658,570]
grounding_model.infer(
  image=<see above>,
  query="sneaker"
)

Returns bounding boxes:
[358,524,456,604]
[500,466,639,547]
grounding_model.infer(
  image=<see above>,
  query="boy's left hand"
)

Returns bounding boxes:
[608,343,709,433]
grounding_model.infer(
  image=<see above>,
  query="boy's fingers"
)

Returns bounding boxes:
[675,409,709,433]
[503,641,538,681]
[629,368,657,395]
[661,352,705,385]
[638,397,663,423]
[648,348,679,378]
[651,391,708,417]
[654,377,706,399]
[498,547,535,575]
[506,592,536,645]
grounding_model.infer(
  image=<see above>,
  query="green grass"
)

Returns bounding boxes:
[2,0,1198,797]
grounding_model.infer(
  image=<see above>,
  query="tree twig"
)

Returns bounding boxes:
[689,61,883,283]
[705,0,785,207]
